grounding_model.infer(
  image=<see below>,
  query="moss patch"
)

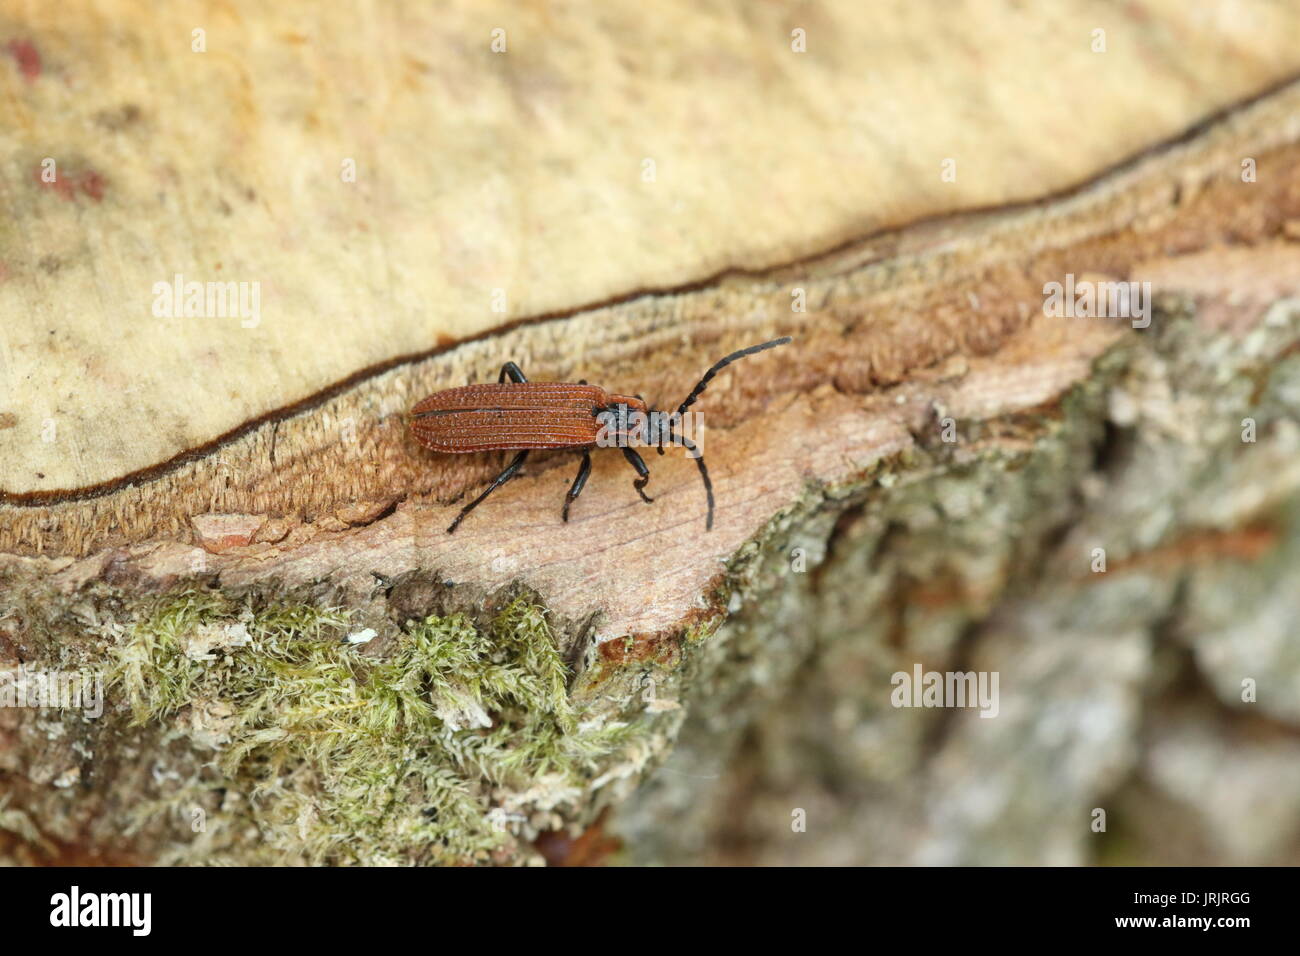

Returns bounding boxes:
[109,589,642,865]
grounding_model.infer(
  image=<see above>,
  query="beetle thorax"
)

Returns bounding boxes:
[595,395,671,447]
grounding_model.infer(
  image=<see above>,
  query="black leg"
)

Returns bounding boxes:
[446,451,528,533]
[656,420,675,456]
[622,448,654,503]
[562,451,592,522]
[677,436,714,531]
[498,362,527,384]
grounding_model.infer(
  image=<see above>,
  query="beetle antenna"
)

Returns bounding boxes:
[673,336,792,419]
[677,435,714,530]
[658,336,790,525]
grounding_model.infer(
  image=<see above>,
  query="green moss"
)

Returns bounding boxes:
[108,589,642,865]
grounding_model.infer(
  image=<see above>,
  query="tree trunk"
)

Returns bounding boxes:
[3,1,1300,865]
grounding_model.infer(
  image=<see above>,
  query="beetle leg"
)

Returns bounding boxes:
[562,450,593,522]
[656,424,672,456]
[446,451,529,533]
[677,435,714,531]
[622,448,654,503]
[656,417,677,457]
[497,362,528,384]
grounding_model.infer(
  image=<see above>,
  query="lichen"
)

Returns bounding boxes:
[107,589,643,865]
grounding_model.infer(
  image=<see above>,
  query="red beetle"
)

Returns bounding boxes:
[410,337,791,532]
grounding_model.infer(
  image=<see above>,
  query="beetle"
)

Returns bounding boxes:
[410,336,792,533]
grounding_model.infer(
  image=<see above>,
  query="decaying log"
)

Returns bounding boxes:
[3,1,1300,865]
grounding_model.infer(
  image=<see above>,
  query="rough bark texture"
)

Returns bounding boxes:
[3,2,1300,865]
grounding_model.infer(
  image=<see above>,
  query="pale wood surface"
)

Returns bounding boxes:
[2,0,1300,495]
